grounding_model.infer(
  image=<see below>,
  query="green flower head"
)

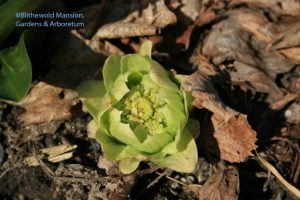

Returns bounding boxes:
[78,41,198,174]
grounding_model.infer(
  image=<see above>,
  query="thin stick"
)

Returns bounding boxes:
[256,152,300,199]
[147,170,169,188]
[155,172,188,187]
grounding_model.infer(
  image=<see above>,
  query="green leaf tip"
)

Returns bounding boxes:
[139,40,153,57]
[78,40,198,174]
[0,33,31,102]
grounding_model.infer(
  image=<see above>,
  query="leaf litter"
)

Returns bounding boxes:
[1,0,300,199]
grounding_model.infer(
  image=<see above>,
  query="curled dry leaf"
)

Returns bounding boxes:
[183,71,257,162]
[198,166,239,200]
[231,10,300,64]
[93,0,176,39]
[230,0,300,16]
[176,9,216,50]
[178,0,203,23]
[271,20,300,64]
[211,114,257,162]
[200,9,295,104]
[18,82,79,125]
[278,48,300,64]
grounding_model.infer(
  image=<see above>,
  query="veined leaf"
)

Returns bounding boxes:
[0,33,31,101]
[0,0,43,46]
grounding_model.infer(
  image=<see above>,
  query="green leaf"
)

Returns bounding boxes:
[127,72,143,88]
[133,125,148,143]
[0,33,31,101]
[149,60,179,92]
[154,129,198,173]
[77,80,107,120]
[0,0,8,6]
[173,74,187,85]
[140,74,159,91]
[102,55,129,102]
[119,158,140,174]
[108,108,174,154]
[110,75,129,101]
[160,105,186,135]
[139,133,173,154]
[138,40,152,58]
[157,88,185,114]
[0,0,43,46]
[183,91,194,115]
[108,108,142,142]
[96,127,140,161]
[186,118,200,139]
[161,115,189,154]
[121,54,151,77]
[103,55,121,92]
[96,127,127,160]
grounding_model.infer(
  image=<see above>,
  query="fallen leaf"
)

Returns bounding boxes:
[288,77,300,93]
[176,0,221,25]
[183,71,257,162]
[212,114,257,162]
[176,10,216,50]
[93,0,176,39]
[199,9,295,104]
[230,61,284,103]
[18,82,79,125]
[230,9,271,43]
[176,24,195,50]
[230,0,300,16]
[198,166,239,200]
[272,21,300,49]
[179,0,203,23]
[278,47,300,64]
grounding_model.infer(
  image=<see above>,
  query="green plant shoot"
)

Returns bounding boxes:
[78,41,198,174]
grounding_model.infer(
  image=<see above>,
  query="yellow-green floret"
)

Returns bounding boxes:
[121,87,166,135]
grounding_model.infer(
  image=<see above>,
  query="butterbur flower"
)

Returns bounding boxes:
[78,41,198,174]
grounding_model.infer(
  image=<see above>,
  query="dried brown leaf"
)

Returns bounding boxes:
[183,71,257,162]
[212,114,257,162]
[288,77,300,93]
[177,0,222,25]
[230,0,300,16]
[230,9,271,43]
[176,25,195,50]
[183,71,237,120]
[176,10,216,50]
[180,0,203,23]
[200,9,295,104]
[18,82,78,125]
[198,166,239,200]
[273,21,300,50]
[230,61,284,103]
[278,47,300,64]
[93,0,176,39]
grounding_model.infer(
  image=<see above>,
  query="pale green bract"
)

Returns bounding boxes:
[78,41,198,174]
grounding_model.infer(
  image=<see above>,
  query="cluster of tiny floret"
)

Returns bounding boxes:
[121,87,165,135]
